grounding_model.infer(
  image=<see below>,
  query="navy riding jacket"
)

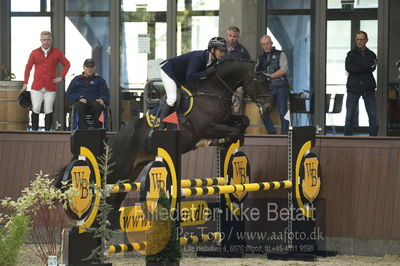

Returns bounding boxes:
[161,50,210,85]
[66,74,110,104]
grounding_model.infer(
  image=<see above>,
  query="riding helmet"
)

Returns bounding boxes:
[18,91,32,108]
[208,37,228,52]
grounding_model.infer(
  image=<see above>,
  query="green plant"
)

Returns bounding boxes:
[0,65,16,81]
[145,189,182,264]
[83,142,116,264]
[27,204,69,264]
[0,215,30,266]
[0,172,74,265]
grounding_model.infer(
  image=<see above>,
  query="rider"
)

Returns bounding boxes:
[159,37,228,122]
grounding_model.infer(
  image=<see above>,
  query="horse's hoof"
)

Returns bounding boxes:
[196,139,211,147]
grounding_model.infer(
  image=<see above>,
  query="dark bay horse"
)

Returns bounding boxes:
[57,59,272,210]
[104,59,272,208]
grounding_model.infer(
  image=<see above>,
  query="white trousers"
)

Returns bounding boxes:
[160,68,177,107]
[31,88,56,114]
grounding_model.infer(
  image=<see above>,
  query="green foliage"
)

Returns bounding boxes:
[0,65,15,81]
[83,142,117,264]
[0,171,73,265]
[1,171,72,217]
[146,189,182,264]
[0,215,30,266]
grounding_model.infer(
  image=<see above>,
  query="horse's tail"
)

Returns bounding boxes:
[53,166,67,189]
[53,155,78,190]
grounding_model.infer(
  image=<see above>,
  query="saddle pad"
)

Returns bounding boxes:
[146,106,161,128]
[145,85,193,128]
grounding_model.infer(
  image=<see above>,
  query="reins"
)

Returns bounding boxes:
[244,71,272,115]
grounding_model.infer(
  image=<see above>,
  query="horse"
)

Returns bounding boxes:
[59,58,272,210]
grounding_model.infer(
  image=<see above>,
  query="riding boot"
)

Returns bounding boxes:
[31,112,39,131]
[158,104,172,129]
[45,113,53,131]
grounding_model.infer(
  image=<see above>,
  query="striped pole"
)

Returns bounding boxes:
[179,232,221,245]
[108,182,141,193]
[181,180,292,197]
[108,242,147,254]
[180,177,225,188]
[107,233,221,254]
[108,177,226,193]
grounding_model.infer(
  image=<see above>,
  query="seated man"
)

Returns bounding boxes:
[66,59,110,129]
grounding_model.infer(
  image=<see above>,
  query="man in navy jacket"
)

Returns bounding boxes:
[344,31,378,136]
[159,37,228,121]
[66,59,110,129]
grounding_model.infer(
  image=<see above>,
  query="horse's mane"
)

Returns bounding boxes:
[217,58,255,65]
[183,58,256,90]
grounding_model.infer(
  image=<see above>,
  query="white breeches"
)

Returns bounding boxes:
[160,68,177,107]
[31,87,56,114]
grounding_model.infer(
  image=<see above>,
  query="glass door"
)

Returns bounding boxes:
[120,0,168,127]
[325,2,378,135]
[325,20,351,135]
[11,0,51,130]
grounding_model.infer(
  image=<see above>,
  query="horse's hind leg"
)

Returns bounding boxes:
[106,161,150,210]
[107,192,128,211]
[202,122,243,143]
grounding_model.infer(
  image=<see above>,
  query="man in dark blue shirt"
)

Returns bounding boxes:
[344,31,378,136]
[159,37,227,120]
[225,26,251,60]
[66,59,110,129]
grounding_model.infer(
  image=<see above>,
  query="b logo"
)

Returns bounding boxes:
[65,161,94,219]
[231,156,249,200]
[227,151,250,203]
[147,166,168,212]
[300,153,321,203]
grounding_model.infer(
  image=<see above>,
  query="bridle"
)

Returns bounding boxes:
[191,63,272,114]
[242,71,272,115]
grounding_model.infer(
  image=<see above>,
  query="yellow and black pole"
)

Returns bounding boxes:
[181,180,292,197]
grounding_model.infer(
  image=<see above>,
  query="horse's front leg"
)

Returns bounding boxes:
[202,122,244,144]
[230,115,250,130]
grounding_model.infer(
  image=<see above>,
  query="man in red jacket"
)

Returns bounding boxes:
[20,30,70,131]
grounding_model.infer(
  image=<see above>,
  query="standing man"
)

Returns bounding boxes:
[20,30,70,131]
[344,31,378,136]
[225,26,251,60]
[256,35,289,134]
[66,59,110,129]
[225,26,251,115]
[159,37,227,124]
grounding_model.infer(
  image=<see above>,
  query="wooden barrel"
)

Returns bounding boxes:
[244,103,267,134]
[0,81,29,130]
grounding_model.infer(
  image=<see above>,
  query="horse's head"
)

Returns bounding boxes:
[243,71,273,116]
[202,58,273,116]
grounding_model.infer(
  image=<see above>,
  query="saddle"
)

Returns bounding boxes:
[145,86,193,128]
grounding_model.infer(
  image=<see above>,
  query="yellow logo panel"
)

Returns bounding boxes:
[180,201,209,227]
[119,206,152,232]
[301,157,321,203]
[231,156,249,201]
[146,167,168,212]
[69,166,93,218]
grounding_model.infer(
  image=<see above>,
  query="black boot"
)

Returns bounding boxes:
[158,104,172,129]
[31,112,39,131]
[45,113,53,131]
